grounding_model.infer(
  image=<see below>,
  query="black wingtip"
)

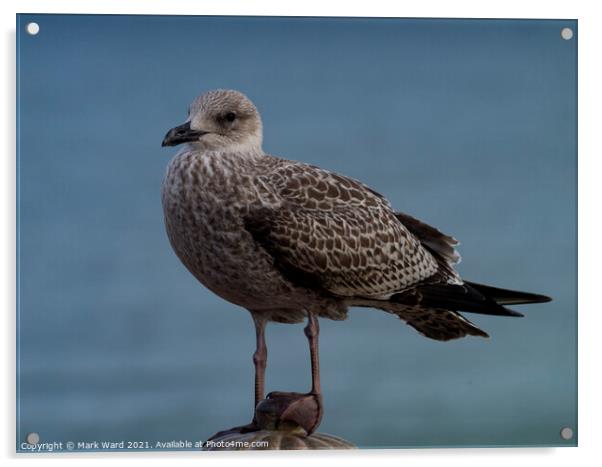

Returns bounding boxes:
[390,283,527,318]
[504,308,525,318]
[464,281,553,306]
[533,294,553,304]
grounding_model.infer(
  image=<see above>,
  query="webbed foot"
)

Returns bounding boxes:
[255,391,323,435]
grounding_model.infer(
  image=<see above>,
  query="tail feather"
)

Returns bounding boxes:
[352,281,551,342]
[350,298,490,341]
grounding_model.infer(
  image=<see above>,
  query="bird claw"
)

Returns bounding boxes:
[255,391,323,435]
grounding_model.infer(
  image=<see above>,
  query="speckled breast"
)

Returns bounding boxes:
[161,150,294,310]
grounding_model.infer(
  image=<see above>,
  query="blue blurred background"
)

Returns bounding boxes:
[16,15,577,449]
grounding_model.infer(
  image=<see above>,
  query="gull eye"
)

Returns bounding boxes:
[225,112,236,122]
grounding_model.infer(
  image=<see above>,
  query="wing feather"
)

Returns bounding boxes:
[246,162,452,298]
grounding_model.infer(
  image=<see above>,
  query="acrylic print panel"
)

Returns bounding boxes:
[16,14,577,451]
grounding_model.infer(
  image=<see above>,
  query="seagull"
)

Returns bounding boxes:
[161,89,551,436]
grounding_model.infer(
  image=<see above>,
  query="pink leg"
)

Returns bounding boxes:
[304,313,323,428]
[252,314,267,410]
[304,313,321,395]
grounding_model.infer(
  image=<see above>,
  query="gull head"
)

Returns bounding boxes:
[162,89,263,152]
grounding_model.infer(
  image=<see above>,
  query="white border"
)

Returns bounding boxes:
[2,1,600,467]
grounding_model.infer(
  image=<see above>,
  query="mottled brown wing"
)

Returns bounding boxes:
[246,162,446,299]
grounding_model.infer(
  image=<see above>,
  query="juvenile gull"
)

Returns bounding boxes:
[161,89,551,435]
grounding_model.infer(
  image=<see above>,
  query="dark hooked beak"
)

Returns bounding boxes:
[161,122,208,147]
